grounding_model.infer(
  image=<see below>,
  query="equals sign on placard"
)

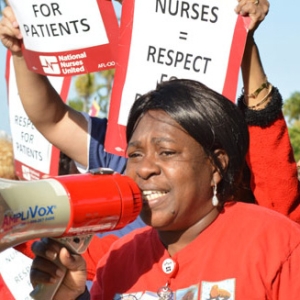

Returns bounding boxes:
[179,31,188,40]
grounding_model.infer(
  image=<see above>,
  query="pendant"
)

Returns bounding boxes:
[157,283,173,300]
[161,258,178,278]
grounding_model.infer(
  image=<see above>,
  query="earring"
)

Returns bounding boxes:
[212,183,219,207]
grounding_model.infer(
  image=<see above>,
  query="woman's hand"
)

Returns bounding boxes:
[0,6,23,54]
[30,238,87,300]
[235,0,270,31]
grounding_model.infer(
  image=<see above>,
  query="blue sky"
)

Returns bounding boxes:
[1,1,299,136]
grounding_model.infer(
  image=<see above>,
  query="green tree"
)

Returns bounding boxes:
[283,92,300,162]
[68,69,115,117]
[74,73,97,113]
[68,97,84,112]
[283,92,300,125]
[95,69,115,117]
[287,125,300,161]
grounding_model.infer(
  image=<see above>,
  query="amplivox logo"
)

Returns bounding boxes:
[3,205,56,227]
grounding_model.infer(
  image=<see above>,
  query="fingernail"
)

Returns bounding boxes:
[56,268,65,277]
[49,277,57,284]
[45,250,57,260]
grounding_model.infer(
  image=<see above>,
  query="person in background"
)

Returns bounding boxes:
[30,78,300,299]
[237,30,300,217]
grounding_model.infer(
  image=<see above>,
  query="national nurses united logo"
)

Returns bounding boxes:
[39,55,61,75]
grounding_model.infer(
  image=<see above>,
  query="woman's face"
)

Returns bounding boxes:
[125,110,217,231]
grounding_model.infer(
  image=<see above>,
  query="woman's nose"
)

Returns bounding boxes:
[135,155,161,180]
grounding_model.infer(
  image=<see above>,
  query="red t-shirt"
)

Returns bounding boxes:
[91,202,300,299]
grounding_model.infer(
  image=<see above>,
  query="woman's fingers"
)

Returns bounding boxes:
[0,6,23,53]
[235,0,270,31]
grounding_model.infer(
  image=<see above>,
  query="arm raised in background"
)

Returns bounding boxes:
[237,0,300,222]
[0,6,88,167]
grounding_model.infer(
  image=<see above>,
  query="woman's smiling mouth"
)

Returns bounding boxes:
[142,190,168,202]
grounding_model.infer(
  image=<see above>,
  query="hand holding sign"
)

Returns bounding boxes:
[235,0,270,31]
[7,0,119,76]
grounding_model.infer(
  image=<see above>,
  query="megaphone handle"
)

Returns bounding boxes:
[29,235,93,300]
[29,255,66,300]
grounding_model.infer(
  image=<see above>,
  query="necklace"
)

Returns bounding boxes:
[157,257,178,299]
[157,284,173,300]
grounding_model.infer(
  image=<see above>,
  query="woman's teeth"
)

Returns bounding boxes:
[142,190,167,201]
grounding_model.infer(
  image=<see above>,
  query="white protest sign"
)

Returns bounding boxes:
[9,0,119,76]
[105,0,250,156]
[0,249,33,300]
[6,52,70,180]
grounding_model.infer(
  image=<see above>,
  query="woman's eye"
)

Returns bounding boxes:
[127,152,141,158]
[161,150,176,156]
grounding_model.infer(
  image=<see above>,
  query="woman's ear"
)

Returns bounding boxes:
[211,149,229,185]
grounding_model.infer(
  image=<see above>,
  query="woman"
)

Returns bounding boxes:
[30,79,300,299]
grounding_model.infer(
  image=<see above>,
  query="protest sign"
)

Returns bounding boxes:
[8,0,119,76]
[0,249,33,300]
[104,0,250,156]
[6,51,71,180]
